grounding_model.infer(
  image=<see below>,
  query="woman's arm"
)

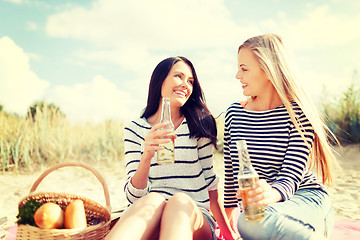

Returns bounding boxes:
[223,109,238,208]
[248,110,315,206]
[223,108,241,230]
[224,207,238,230]
[270,111,315,201]
[209,190,240,240]
[124,121,171,203]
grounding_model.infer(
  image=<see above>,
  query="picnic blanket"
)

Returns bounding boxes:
[6,217,360,239]
[329,217,360,240]
[214,217,360,240]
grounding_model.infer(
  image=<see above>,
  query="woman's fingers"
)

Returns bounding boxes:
[145,125,170,141]
[246,180,273,206]
[144,125,175,150]
[144,137,170,149]
[147,138,172,147]
[236,179,268,199]
[150,122,170,132]
[249,180,270,194]
[153,129,173,139]
[236,189,241,199]
[142,122,177,161]
[236,179,278,207]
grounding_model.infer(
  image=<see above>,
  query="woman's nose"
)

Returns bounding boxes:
[181,81,190,88]
[236,70,242,79]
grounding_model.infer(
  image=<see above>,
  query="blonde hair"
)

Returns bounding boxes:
[239,33,339,186]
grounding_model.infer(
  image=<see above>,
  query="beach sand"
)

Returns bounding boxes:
[1,145,359,239]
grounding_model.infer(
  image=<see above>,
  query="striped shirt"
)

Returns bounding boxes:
[224,102,325,208]
[124,117,219,211]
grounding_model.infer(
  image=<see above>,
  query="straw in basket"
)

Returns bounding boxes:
[16,162,111,240]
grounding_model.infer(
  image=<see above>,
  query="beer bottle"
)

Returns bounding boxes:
[236,140,265,221]
[157,97,175,164]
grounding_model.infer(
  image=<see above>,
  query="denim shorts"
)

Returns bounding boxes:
[237,189,334,240]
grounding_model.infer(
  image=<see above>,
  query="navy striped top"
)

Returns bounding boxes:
[123,117,219,211]
[223,102,325,208]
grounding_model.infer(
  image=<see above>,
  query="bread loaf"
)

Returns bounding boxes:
[33,202,64,229]
[64,199,87,229]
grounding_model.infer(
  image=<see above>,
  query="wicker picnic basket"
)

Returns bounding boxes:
[16,162,111,240]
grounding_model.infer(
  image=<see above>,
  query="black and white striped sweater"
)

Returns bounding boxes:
[224,102,325,208]
[123,117,219,211]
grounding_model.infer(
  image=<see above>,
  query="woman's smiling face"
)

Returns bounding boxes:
[161,61,194,108]
[236,47,270,97]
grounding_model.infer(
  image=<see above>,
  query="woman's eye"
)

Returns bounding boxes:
[188,80,194,85]
[175,74,182,78]
[242,68,248,72]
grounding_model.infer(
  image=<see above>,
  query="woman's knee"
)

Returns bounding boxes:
[168,192,192,202]
[165,192,205,228]
[167,192,196,210]
[143,192,166,205]
[128,192,166,213]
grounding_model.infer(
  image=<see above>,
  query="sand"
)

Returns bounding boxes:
[1,145,359,239]
[327,145,360,219]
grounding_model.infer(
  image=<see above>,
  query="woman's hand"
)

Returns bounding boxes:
[236,179,282,207]
[130,122,176,190]
[220,229,242,240]
[143,122,176,160]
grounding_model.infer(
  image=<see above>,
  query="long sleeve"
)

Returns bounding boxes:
[270,111,315,201]
[223,108,238,208]
[197,137,219,191]
[123,121,151,204]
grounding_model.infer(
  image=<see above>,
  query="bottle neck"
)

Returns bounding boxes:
[239,150,253,173]
[237,140,257,176]
[160,99,171,122]
[160,98,174,129]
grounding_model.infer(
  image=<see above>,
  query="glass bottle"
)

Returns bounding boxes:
[157,97,175,164]
[236,140,265,221]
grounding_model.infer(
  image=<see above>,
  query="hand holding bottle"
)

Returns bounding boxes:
[143,122,175,161]
[244,179,282,206]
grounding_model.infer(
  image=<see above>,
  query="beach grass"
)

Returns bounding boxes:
[0,106,124,172]
[322,83,360,145]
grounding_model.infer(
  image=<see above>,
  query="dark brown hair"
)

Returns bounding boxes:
[141,56,217,147]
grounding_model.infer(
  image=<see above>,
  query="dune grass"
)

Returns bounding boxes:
[0,106,124,172]
[322,83,360,144]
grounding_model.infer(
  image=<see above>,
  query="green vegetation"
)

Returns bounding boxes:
[0,102,124,172]
[16,199,43,226]
[322,82,360,145]
[26,101,65,121]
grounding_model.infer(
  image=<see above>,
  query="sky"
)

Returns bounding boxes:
[1,0,359,124]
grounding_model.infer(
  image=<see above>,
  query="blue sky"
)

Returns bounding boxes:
[1,0,359,123]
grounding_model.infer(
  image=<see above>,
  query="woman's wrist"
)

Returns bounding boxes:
[270,188,282,203]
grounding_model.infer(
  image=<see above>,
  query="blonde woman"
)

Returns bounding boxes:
[224,34,339,239]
